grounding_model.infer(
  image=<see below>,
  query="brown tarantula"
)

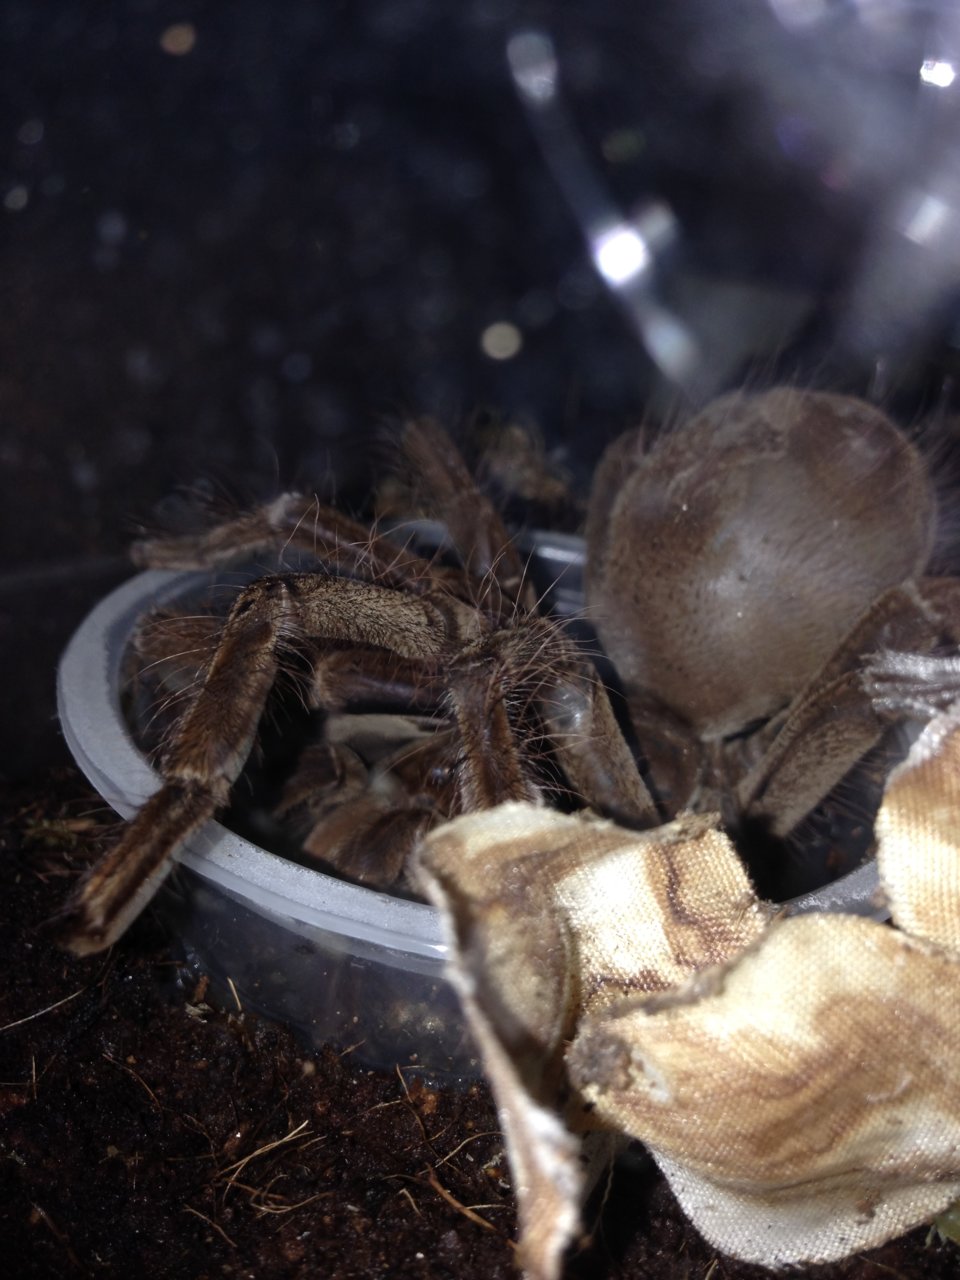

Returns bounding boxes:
[62,388,960,954]
[61,418,655,954]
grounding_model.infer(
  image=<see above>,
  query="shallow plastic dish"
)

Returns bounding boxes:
[55,532,585,1081]
[57,533,884,1078]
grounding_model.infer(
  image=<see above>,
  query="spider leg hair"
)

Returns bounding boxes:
[61,573,481,954]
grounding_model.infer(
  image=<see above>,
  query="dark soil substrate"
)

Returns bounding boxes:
[2,769,959,1280]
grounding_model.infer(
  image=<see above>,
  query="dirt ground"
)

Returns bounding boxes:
[11,545,960,1277]
[1,770,959,1280]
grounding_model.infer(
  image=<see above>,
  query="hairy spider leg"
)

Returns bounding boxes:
[447,616,658,824]
[133,497,492,609]
[738,579,960,835]
[61,573,483,954]
[400,419,539,614]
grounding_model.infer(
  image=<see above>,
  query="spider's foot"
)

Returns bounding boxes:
[863,651,960,720]
[57,783,214,956]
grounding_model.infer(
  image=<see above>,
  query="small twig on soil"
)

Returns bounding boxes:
[395,1064,433,1150]
[434,1130,503,1169]
[102,1052,162,1111]
[30,1202,81,1267]
[1,987,85,1033]
[423,1168,499,1234]
[218,1119,317,1191]
[361,1097,405,1116]
[22,815,99,851]
[226,976,243,1013]
[583,1151,617,1255]
[183,1203,238,1248]
[396,1185,422,1217]
[856,1259,911,1279]
[180,1112,217,1152]
[229,1175,332,1216]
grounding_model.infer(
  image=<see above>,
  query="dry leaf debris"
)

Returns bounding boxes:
[415,698,960,1277]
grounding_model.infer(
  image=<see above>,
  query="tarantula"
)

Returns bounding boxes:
[61,387,959,955]
[61,419,656,955]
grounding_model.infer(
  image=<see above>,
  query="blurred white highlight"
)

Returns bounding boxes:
[593,225,651,286]
[902,192,951,245]
[920,59,956,89]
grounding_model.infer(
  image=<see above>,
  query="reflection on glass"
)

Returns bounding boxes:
[920,58,956,89]
[592,224,651,287]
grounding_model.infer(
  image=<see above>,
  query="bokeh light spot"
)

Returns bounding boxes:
[160,23,197,56]
[480,321,523,360]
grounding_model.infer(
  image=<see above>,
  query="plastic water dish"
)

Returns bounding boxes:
[57,534,884,1078]
[55,533,583,1081]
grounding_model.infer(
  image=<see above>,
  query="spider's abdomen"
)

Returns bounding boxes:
[587,388,936,739]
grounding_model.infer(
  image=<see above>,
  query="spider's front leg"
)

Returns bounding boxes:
[447,615,658,826]
[61,574,477,954]
[133,489,487,611]
[736,579,960,838]
[398,418,538,613]
[865,650,960,719]
[135,494,378,572]
[133,418,536,617]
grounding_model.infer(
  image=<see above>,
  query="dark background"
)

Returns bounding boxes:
[4,0,960,777]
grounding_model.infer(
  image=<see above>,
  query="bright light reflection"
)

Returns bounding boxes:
[920,59,956,89]
[592,225,650,287]
[903,192,951,245]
